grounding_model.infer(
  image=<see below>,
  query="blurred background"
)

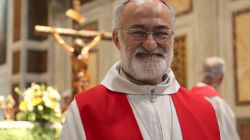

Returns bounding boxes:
[0,0,250,139]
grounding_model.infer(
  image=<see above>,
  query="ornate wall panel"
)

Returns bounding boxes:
[237,119,250,140]
[27,50,47,73]
[12,51,20,74]
[165,0,192,16]
[13,0,21,42]
[28,0,48,40]
[0,0,8,65]
[80,0,95,5]
[233,9,250,105]
[69,0,95,8]
[172,35,187,87]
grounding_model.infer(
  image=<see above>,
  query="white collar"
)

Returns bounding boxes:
[101,62,180,95]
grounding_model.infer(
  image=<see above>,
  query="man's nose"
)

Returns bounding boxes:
[142,33,158,52]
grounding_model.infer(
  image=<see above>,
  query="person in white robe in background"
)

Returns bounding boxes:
[191,56,240,140]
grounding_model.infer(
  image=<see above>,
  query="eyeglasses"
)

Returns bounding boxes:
[120,28,174,42]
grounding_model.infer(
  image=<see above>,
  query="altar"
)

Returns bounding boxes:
[0,121,62,140]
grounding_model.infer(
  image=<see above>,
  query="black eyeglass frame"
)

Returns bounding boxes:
[118,28,174,43]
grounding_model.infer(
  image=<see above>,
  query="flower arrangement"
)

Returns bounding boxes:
[15,83,62,126]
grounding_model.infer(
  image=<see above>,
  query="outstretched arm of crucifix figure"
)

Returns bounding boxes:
[80,31,104,60]
[51,28,74,56]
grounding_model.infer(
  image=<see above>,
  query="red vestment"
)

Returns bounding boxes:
[76,85,220,140]
[191,85,221,98]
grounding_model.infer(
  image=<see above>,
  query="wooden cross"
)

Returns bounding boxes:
[35,0,112,94]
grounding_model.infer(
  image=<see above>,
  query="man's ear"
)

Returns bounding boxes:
[112,30,121,50]
[218,74,224,86]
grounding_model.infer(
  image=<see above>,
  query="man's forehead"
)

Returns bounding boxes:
[129,24,171,30]
[123,0,167,5]
[120,0,172,29]
[122,0,169,14]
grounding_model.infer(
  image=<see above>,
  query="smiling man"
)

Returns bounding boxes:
[60,0,230,140]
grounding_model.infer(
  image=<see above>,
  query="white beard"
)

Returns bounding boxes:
[120,43,173,82]
[131,54,167,81]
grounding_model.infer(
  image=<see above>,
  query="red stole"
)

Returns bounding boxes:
[191,86,221,98]
[76,85,220,140]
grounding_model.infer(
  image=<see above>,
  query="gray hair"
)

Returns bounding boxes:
[112,0,176,30]
[202,56,225,80]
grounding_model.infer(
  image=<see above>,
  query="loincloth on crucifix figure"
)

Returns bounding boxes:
[51,29,104,93]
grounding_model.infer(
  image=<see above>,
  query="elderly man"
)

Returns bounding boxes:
[191,56,240,140]
[61,0,230,140]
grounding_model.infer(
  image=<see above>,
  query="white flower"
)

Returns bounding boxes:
[24,88,34,97]
[27,102,34,111]
[24,94,32,101]
[55,106,61,113]
[37,105,43,111]
[42,96,50,105]
[47,87,61,101]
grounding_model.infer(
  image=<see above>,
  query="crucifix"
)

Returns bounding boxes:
[35,0,112,94]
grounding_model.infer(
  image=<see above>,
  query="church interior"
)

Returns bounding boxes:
[0,0,250,139]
